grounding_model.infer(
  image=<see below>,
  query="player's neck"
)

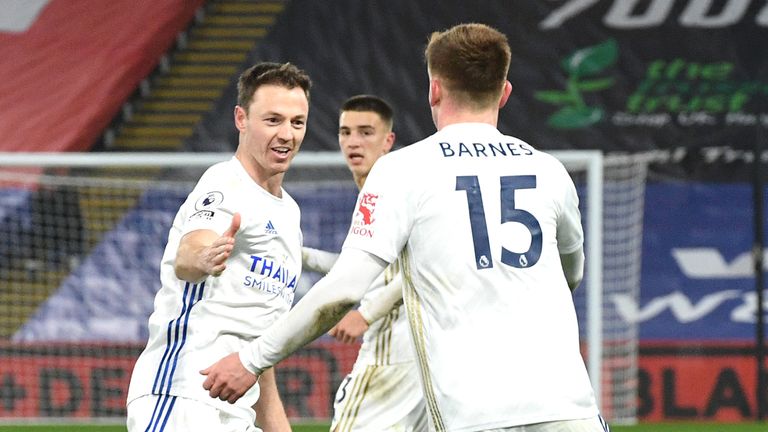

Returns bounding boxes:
[435,106,499,131]
[236,155,285,197]
[354,174,366,190]
[260,176,284,197]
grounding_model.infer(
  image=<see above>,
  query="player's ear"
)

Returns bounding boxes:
[234,105,247,132]
[383,131,395,153]
[498,80,513,108]
[429,78,441,108]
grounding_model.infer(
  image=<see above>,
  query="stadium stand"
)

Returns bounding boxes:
[0,0,205,153]
[186,0,553,153]
[0,0,290,339]
[0,0,203,340]
[108,0,286,152]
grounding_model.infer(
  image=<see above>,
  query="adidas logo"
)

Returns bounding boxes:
[265,220,278,235]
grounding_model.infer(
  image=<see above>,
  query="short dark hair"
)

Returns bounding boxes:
[237,62,312,110]
[340,94,394,130]
[425,23,511,108]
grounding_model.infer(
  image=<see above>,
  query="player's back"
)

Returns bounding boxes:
[375,123,598,430]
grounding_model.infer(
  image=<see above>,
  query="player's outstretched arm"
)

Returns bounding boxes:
[252,368,291,432]
[175,213,241,282]
[201,248,387,403]
[328,266,404,342]
[302,246,339,274]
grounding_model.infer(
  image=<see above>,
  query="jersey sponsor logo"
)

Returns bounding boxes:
[194,191,224,210]
[350,225,374,238]
[243,255,298,303]
[438,141,534,158]
[189,209,215,221]
[265,220,278,235]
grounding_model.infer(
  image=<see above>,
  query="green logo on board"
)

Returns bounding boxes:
[534,39,617,129]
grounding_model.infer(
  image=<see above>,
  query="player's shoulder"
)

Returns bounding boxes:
[512,140,569,173]
[380,132,441,163]
[529,145,565,166]
[186,158,247,208]
[369,139,426,174]
[196,158,238,185]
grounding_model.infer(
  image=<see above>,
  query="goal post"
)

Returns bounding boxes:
[554,150,605,415]
[0,150,646,424]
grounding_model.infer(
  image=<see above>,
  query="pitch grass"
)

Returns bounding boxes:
[0,423,766,431]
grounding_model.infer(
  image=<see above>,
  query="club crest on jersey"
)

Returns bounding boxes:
[350,192,378,238]
[195,191,224,210]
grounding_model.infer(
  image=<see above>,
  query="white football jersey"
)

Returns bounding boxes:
[343,123,597,431]
[127,157,302,414]
[356,260,413,366]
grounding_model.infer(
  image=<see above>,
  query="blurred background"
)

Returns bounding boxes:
[0,0,767,427]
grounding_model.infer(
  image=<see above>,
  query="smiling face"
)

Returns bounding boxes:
[338,110,394,189]
[234,84,309,194]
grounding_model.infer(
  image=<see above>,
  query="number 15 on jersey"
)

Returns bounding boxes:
[455,175,542,270]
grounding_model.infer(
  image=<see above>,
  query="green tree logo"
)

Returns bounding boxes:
[535,39,618,129]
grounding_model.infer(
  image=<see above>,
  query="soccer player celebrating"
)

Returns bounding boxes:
[303,95,427,431]
[202,24,609,432]
[127,62,310,432]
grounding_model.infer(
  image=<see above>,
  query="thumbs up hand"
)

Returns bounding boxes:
[174,212,243,282]
[208,213,241,277]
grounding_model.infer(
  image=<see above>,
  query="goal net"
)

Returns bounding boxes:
[0,150,647,424]
[568,152,648,425]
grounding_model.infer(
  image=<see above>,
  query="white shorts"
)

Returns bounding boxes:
[331,362,427,432]
[487,415,610,432]
[127,394,260,432]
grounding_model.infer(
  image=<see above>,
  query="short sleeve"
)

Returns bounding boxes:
[181,187,236,237]
[342,154,414,263]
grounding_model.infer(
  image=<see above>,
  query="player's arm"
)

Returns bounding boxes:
[175,213,241,282]
[201,248,387,402]
[328,311,368,344]
[252,368,291,432]
[556,164,585,292]
[302,246,339,274]
[305,245,366,344]
[357,269,403,324]
[328,277,402,343]
[560,248,584,291]
[305,245,401,343]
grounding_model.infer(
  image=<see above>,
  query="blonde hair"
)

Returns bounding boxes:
[425,23,511,108]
